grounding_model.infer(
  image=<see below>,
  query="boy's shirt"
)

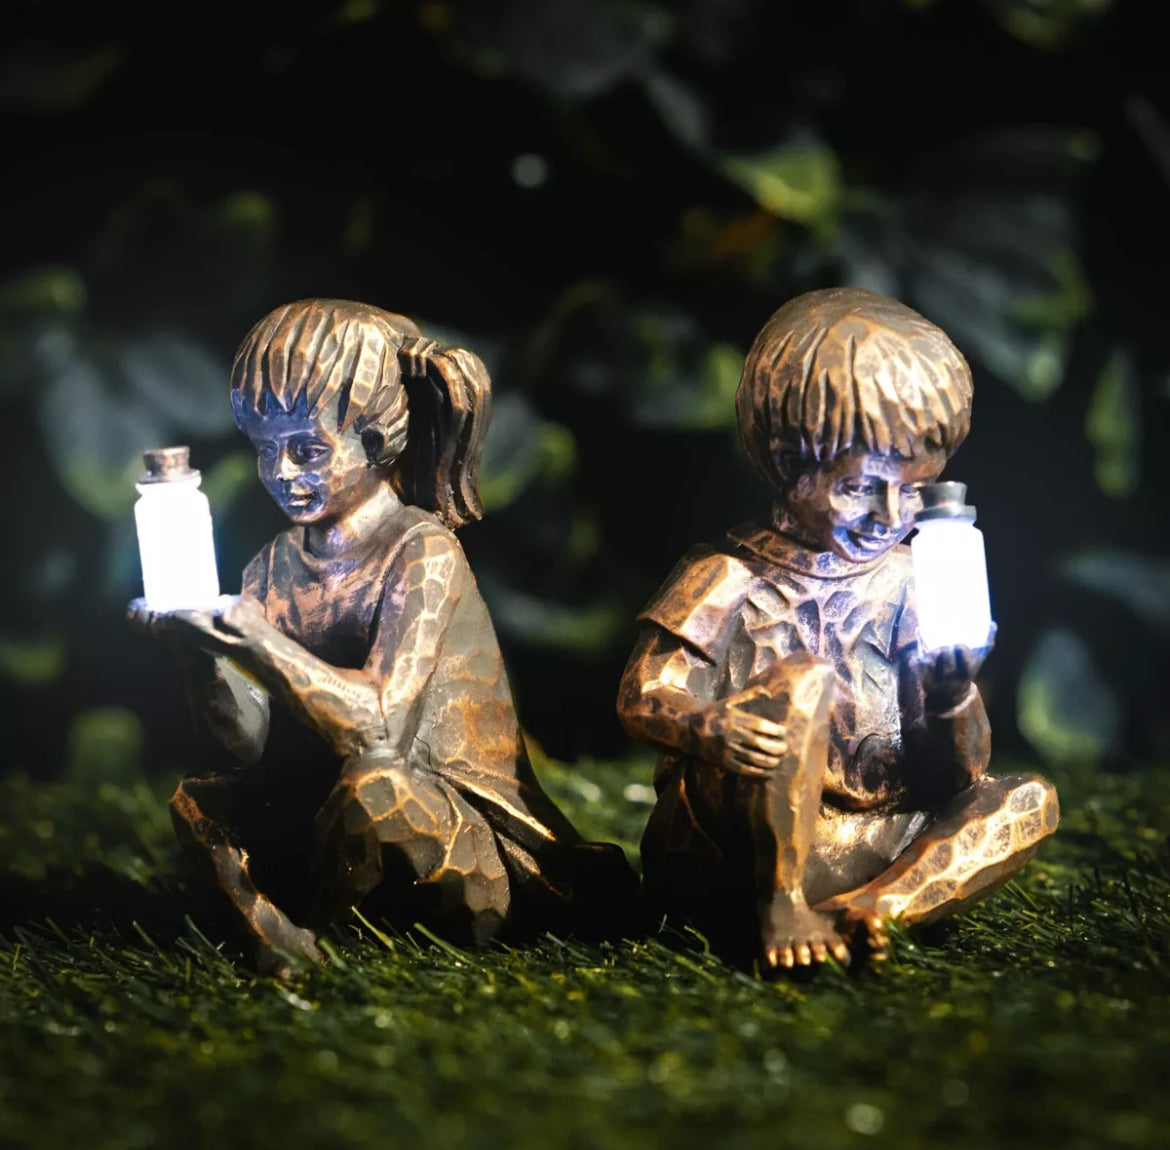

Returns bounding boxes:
[639,521,928,812]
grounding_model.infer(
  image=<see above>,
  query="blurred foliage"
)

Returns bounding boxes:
[0,0,1165,777]
[980,0,1118,50]
[1018,628,1121,765]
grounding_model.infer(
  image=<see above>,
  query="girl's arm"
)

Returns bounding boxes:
[361,528,460,749]
[128,599,270,766]
[216,604,385,757]
[170,529,460,760]
[176,648,270,766]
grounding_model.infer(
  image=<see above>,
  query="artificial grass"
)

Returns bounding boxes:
[1,752,1168,1150]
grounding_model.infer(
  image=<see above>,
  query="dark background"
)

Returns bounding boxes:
[1,0,1167,782]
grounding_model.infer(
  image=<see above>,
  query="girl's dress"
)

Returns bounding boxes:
[194,502,634,939]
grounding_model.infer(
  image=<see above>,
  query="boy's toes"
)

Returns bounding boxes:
[763,944,796,969]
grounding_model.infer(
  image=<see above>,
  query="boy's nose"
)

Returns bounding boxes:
[875,485,904,528]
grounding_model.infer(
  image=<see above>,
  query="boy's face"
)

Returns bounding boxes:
[783,446,946,563]
[238,402,383,526]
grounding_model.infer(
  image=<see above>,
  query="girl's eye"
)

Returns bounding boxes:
[842,482,878,496]
[901,485,919,498]
[292,442,329,464]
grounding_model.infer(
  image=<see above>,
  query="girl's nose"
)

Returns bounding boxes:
[275,450,298,481]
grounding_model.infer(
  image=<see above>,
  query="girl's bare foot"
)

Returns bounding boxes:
[253,922,324,981]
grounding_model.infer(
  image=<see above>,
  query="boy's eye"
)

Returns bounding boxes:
[901,485,920,498]
[841,481,879,496]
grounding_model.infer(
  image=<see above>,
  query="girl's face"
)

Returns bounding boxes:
[783,446,947,563]
[239,402,383,525]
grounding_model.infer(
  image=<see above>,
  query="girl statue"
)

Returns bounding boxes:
[136,299,636,977]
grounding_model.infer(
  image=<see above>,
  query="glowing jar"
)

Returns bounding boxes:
[134,446,221,613]
[911,482,993,652]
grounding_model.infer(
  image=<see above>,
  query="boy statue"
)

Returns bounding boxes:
[618,287,1059,971]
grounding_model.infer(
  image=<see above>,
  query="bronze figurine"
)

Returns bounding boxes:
[132,299,635,977]
[618,287,1059,971]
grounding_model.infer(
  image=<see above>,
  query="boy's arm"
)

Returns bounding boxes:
[898,641,992,804]
[617,626,716,756]
[619,625,788,777]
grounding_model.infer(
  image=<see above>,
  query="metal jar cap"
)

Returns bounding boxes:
[139,446,200,484]
[915,481,976,523]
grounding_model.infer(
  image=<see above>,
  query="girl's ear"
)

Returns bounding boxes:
[792,470,818,500]
[360,427,386,465]
[395,338,491,530]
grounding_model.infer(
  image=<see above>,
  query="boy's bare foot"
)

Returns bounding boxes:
[253,922,324,981]
[759,896,851,971]
[815,899,891,962]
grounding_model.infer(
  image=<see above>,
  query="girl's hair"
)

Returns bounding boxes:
[230,298,491,529]
[735,286,973,492]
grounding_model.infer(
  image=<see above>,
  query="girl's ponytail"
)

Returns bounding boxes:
[395,337,492,530]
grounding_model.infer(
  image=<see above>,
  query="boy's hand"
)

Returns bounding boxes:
[698,702,788,778]
[918,624,995,711]
[126,597,159,636]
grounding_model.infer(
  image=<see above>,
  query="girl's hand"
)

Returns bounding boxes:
[697,701,788,778]
[215,595,271,644]
[127,596,270,658]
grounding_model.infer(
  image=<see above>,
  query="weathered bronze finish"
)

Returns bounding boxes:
[133,299,635,977]
[618,287,1059,971]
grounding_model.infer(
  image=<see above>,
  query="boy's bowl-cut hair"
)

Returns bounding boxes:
[736,286,974,492]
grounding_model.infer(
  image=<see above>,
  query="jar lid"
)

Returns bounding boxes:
[139,446,200,484]
[916,481,976,523]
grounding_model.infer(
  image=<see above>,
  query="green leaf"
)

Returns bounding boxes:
[201,451,257,512]
[213,191,277,248]
[0,632,67,685]
[719,141,842,239]
[1086,349,1140,497]
[0,266,87,315]
[1018,629,1120,765]
[984,0,1119,51]
[480,395,577,511]
[65,707,145,786]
